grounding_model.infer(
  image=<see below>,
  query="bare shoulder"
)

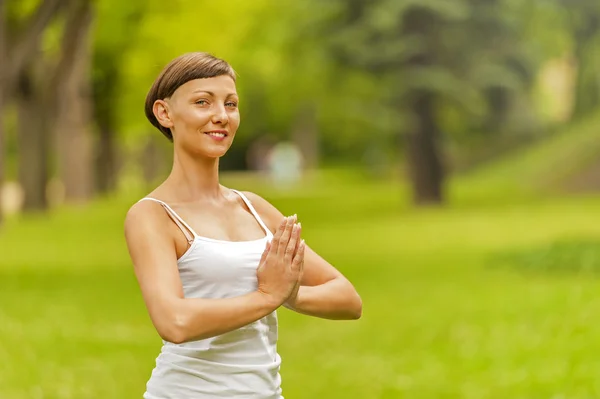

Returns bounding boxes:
[124,199,172,247]
[240,191,285,233]
[125,200,161,232]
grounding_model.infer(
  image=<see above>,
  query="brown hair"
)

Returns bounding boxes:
[144,52,237,141]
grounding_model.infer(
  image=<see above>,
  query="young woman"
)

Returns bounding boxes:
[124,52,362,398]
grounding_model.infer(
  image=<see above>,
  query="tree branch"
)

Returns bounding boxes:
[3,0,63,98]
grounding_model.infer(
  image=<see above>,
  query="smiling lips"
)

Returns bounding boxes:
[205,131,228,141]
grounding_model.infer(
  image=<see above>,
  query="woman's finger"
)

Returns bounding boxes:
[292,239,305,272]
[277,215,296,256]
[270,217,287,254]
[259,240,271,265]
[293,222,302,256]
[284,223,299,264]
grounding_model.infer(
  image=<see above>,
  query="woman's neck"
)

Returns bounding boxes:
[164,150,223,202]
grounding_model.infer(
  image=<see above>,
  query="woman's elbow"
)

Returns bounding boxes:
[156,311,190,344]
[338,282,362,320]
[338,279,362,320]
[349,292,363,320]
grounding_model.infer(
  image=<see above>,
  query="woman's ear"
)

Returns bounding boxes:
[153,99,174,129]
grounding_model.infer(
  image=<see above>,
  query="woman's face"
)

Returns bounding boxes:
[155,75,240,158]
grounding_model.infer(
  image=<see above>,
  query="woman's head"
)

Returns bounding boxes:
[145,52,240,158]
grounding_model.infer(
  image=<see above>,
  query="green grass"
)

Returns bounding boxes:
[2,169,600,398]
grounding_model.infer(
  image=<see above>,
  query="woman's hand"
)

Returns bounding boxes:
[284,224,305,310]
[256,215,305,308]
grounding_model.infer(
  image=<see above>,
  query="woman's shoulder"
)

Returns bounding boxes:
[124,195,172,242]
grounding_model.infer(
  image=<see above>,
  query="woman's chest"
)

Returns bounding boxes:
[177,240,266,298]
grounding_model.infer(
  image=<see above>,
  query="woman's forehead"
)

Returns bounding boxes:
[177,76,237,96]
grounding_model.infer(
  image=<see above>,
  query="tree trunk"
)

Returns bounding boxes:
[402,7,445,205]
[572,45,599,120]
[55,0,94,203]
[0,92,4,223]
[571,13,600,120]
[484,86,510,133]
[95,123,118,194]
[16,72,49,211]
[93,65,119,195]
[2,0,80,214]
[3,0,63,100]
[405,90,445,205]
[0,0,6,224]
[91,3,147,194]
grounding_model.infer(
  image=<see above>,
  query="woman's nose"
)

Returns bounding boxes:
[211,106,228,124]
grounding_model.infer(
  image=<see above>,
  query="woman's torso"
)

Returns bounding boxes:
[139,190,282,399]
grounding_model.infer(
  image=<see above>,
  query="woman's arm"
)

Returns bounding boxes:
[243,192,363,320]
[283,246,362,320]
[124,201,302,344]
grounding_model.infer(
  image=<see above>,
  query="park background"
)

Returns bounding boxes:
[2,0,600,398]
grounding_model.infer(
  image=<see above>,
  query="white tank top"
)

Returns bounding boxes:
[138,190,282,399]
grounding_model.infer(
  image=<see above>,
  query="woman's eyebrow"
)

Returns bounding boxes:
[192,90,214,96]
[192,90,238,97]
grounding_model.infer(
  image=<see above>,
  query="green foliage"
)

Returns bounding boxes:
[94,0,146,54]
[83,0,600,170]
[5,0,41,27]
[115,0,270,140]
[305,0,547,153]
[92,0,148,133]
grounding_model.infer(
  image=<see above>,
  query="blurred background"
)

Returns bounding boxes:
[2,0,600,397]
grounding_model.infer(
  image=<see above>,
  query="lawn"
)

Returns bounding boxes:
[1,168,600,398]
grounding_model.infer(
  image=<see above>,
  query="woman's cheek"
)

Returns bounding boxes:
[230,111,241,127]
[192,108,211,123]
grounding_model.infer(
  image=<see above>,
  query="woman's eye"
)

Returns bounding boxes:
[226,102,238,108]
[195,100,208,105]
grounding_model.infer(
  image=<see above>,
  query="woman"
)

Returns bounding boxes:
[124,52,362,398]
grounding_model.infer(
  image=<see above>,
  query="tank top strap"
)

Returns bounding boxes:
[230,190,273,237]
[138,197,198,244]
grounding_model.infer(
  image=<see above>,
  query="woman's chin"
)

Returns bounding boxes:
[194,146,232,159]
[182,140,233,159]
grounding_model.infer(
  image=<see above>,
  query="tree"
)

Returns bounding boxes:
[13,0,94,211]
[0,0,63,218]
[16,53,51,211]
[92,0,146,195]
[318,0,534,205]
[55,0,95,203]
[562,0,600,120]
[319,0,468,204]
[0,0,6,221]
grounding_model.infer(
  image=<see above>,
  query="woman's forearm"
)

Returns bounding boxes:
[165,292,278,344]
[286,277,362,320]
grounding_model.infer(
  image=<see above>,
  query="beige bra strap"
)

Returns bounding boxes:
[138,198,197,244]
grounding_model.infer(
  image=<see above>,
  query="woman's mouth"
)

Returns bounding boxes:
[205,131,228,141]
